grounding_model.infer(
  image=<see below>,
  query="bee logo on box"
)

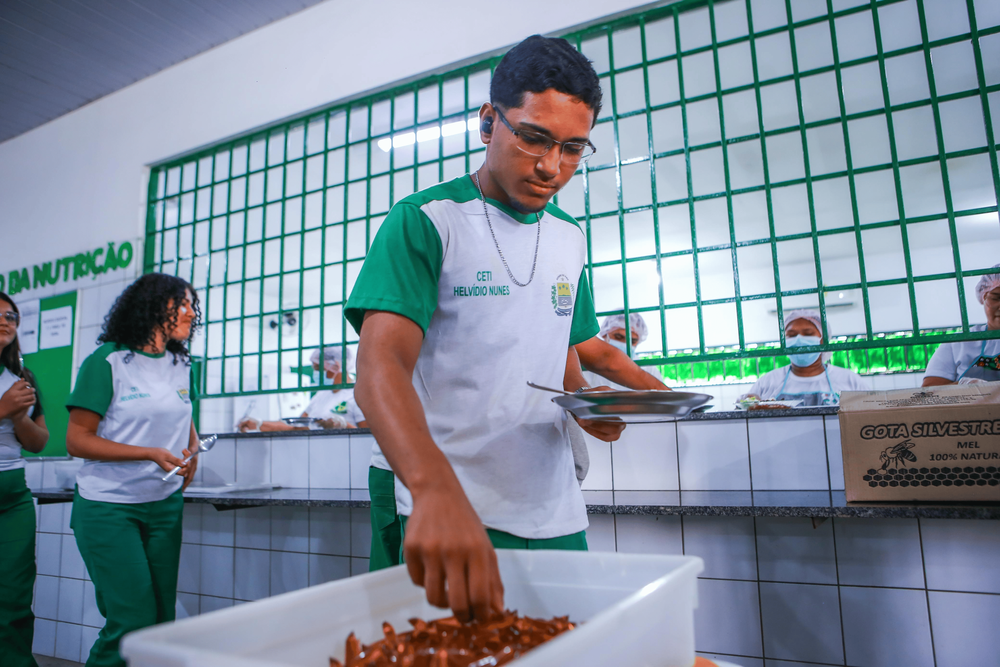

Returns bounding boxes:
[879,440,917,472]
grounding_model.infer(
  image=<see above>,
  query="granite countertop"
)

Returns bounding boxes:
[32,487,999,519]
[211,406,841,440]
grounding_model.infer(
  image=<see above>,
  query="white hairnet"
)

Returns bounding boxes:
[783,309,823,335]
[599,313,649,344]
[976,265,1000,304]
[309,347,352,372]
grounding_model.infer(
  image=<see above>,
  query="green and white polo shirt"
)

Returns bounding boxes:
[346,175,599,540]
[66,343,195,504]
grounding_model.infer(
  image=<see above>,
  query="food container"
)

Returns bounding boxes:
[552,390,713,423]
[121,550,704,667]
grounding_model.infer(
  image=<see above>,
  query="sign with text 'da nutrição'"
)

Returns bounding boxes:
[839,384,1000,502]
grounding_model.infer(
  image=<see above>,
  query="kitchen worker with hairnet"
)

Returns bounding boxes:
[923,266,1000,386]
[742,308,869,406]
[576,313,668,392]
[238,347,366,431]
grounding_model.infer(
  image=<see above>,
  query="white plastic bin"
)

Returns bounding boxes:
[122,550,703,667]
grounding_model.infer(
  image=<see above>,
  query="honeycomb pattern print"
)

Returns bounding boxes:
[863,467,1000,488]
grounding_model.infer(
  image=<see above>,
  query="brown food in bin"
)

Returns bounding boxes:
[329,610,575,667]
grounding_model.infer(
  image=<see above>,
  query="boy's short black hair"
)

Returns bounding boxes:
[490,35,602,122]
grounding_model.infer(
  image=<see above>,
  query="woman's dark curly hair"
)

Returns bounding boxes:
[0,292,41,399]
[98,273,201,365]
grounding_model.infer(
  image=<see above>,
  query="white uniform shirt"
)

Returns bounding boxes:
[67,343,193,503]
[924,325,1000,382]
[747,364,871,404]
[0,368,37,472]
[304,388,365,427]
[346,176,599,539]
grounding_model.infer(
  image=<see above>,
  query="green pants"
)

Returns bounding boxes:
[399,515,588,555]
[71,489,184,667]
[0,468,38,667]
[368,466,402,571]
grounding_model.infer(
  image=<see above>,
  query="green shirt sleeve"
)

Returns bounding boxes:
[569,267,599,346]
[345,201,443,335]
[66,344,115,417]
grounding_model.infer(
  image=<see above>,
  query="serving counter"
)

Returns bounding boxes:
[30,487,1000,520]
[26,406,1000,666]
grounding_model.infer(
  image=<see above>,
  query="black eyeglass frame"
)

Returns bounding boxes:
[0,311,20,326]
[493,107,596,165]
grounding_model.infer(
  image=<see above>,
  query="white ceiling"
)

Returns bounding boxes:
[0,0,328,144]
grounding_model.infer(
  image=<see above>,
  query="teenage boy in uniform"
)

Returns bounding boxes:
[345,35,618,621]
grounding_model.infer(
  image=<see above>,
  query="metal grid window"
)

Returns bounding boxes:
[146,0,1000,397]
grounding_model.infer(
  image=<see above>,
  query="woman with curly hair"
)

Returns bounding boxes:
[66,273,201,667]
[0,291,48,667]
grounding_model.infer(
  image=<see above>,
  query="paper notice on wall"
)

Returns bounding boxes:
[17,299,40,355]
[39,305,74,350]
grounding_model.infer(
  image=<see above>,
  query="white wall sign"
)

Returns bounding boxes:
[17,299,41,355]
[39,305,74,350]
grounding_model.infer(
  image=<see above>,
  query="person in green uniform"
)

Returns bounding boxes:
[346,35,622,621]
[0,292,49,667]
[66,274,201,667]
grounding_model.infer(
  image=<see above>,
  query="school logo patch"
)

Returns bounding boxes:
[551,274,574,317]
[333,401,348,414]
[177,388,191,404]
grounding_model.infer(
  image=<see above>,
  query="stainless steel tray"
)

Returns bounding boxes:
[552,390,713,423]
[282,417,319,427]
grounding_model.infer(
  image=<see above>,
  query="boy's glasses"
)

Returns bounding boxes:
[494,107,596,165]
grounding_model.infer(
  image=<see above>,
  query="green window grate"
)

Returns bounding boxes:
[145,0,1000,397]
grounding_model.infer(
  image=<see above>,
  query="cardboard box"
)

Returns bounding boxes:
[839,384,1000,502]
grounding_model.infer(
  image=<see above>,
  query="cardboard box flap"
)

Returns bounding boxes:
[839,383,1000,413]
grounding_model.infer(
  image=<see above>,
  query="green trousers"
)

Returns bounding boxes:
[0,468,38,667]
[71,489,184,667]
[399,515,588,555]
[368,466,402,571]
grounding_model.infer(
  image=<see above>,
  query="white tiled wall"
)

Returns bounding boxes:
[26,420,1000,665]
[28,499,370,663]
[584,413,837,492]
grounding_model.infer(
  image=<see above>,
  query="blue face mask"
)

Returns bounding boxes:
[311,369,321,385]
[787,335,822,368]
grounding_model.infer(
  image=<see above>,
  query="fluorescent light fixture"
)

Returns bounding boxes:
[377,116,480,152]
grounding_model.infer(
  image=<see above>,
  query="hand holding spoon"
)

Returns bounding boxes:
[162,434,217,481]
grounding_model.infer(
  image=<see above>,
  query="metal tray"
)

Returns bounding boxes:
[552,390,713,423]
[282,417,319,427]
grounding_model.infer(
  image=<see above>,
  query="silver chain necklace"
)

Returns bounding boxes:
[472,172,541,288]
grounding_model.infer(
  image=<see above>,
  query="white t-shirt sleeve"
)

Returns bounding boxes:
[924,343,959,382]
[346,397,366,427]
[830,366,871,392]
[302,391,329,417]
